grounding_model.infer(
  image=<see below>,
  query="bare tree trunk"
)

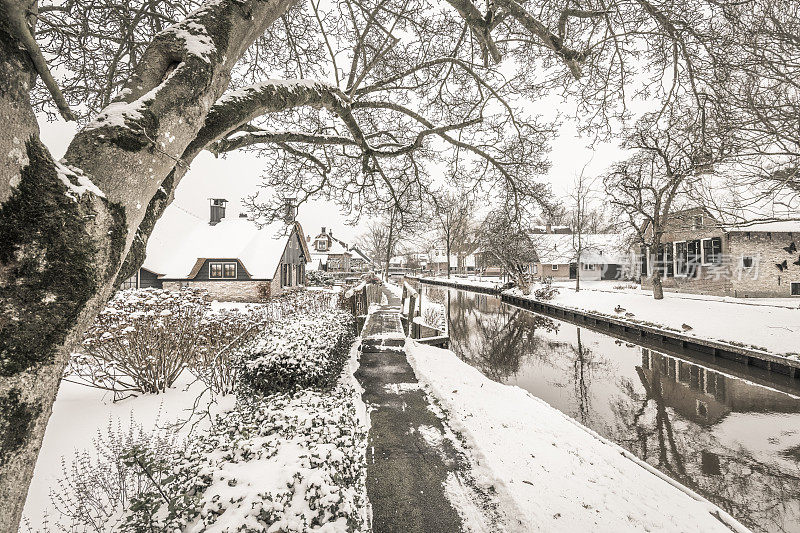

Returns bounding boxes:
[445,236,451,279]
[652,270,664,300]
[0,2,296,529]
[384,216,394,281]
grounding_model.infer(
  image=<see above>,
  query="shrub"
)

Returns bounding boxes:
[191,305,276,395]
[238,309,356,395]
[307,270,336,286]
[534,278,559,300]
[27,413,181,533]
[72,289,210,399]
[120,385,368,532]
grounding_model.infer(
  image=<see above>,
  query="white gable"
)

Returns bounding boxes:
[143,210,300,280]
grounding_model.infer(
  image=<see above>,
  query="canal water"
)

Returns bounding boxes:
[419,285,800,533]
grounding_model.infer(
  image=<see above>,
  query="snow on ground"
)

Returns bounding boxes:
[518,280,800,357]
[22,373,227,529]
[406,339,749,533]
[423,275,504,290]
[417,275,800,357]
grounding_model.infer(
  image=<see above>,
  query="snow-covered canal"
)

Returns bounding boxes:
[422,285,800,533]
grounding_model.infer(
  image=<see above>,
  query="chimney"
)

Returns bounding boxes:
[321,226,326,234]
[546,223,552,234]
[209,198,228,225]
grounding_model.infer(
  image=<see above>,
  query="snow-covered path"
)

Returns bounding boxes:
[406,339,750,533]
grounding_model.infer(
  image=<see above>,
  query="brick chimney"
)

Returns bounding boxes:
[545,223,552,234]
[209,198,228,225]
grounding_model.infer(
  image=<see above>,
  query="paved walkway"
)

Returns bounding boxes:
[355,287,465,532]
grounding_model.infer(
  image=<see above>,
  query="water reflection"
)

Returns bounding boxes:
[428,286,800,533]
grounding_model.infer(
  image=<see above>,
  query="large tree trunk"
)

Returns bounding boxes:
[0,1,295,529]
[652,270,664,300]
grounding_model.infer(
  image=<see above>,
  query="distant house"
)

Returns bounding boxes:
[308,227,352,273]
[120,199,310,301]
[532,233,628,281]
[348,246,375,272]
[642,207,800,297]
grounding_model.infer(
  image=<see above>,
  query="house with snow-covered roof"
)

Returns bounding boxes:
[307,227,352,273]
[641,206,800,297]
[120,199,310,301]
[531,233,629,281]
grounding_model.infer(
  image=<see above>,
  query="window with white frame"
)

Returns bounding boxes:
[551,264,559,271]
[209,262,237,279]
[674,241,688,276]
[701,237,722,265]
[692,215,703,230]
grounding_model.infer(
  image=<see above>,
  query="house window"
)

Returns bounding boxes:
[120,272,138,290]
[674,241,688,276]
[687,240,701,277]
[742,256,753,268]
[640,245,648,276]
[664,242,674,277]
[692,215,703,230]
[296,264,303,285]
[551,264,559,271]
[791,282,800,296]
[280,263,290,287]
[210,262,237,279]
[701,237,722,264]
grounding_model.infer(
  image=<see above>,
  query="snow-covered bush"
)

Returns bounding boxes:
[26,413,182,533]
[72,288,210,398]
[307,270,336,286]
[238,309,355,395]
[121,385,368,532]
[534,278,559,300]
[191,305,277,395]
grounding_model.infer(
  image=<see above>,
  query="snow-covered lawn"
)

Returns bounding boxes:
[420,275,504,290]
[512,281,800,357]
[406,339,749,533]
[22,374,226,530]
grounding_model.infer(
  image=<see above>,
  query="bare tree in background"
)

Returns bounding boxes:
[432,190,473,279]
[604,101,728,300]
[568,166,598,292]
[356,221,389,272]
[478,209,537,294]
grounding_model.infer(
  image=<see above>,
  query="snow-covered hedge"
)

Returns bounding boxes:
[238,309,355,395]
[121,384,368,532]
[74,288,210,397]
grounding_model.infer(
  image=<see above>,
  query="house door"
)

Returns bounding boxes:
[569,263,577,279]
[602,264,620,280]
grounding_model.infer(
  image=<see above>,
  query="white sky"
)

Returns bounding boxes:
[39,111,626,244]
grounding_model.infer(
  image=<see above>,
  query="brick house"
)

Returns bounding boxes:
[121,199,310,301]
[642,207,800,297]
[308,227,352,272]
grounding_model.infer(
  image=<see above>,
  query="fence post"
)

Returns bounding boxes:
[407,294,416,336]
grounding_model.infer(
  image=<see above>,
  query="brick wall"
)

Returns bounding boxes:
[728,232,800,297]
[641,230,800,298]
[538,263,571,280]
[162,280,267,302]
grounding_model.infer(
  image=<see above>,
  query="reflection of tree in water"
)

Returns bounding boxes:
[539,328,612,425]
[609,355,800,533]
[444,289,559,380]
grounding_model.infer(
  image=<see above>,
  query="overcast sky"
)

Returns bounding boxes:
[39,113,625,245]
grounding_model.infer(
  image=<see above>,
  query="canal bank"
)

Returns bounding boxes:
[412,276,800,379]
[412,283,800,533]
